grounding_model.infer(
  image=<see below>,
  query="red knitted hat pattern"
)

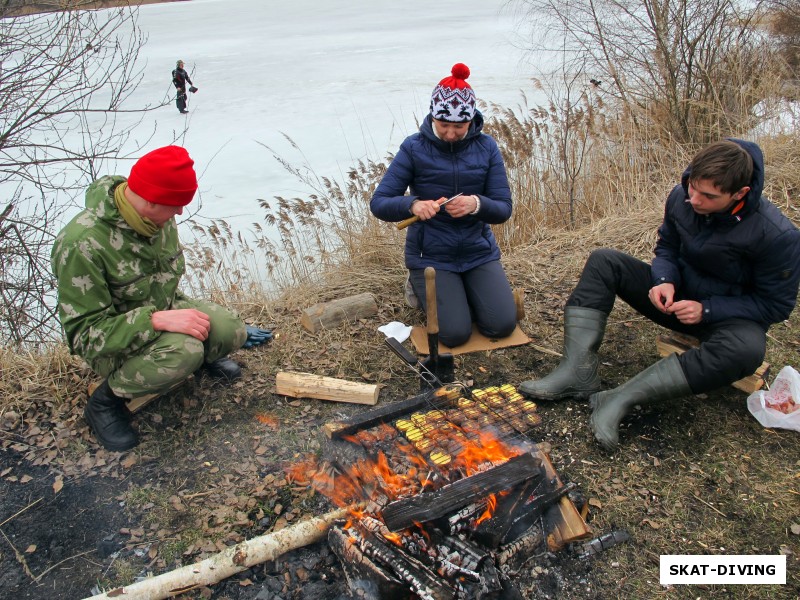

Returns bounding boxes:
[127,145,198,207]
[430,63,477,123]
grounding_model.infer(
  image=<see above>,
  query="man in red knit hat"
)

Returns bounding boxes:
[51,146,246,452]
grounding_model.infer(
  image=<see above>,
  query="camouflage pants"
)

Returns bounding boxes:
[92,299,246,398]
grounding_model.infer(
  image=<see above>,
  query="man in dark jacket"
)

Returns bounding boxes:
[519,139,800,450]
[172,60,193,114]
[370,63,517,347]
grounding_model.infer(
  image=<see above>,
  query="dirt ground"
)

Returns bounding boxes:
[1,255,799,600]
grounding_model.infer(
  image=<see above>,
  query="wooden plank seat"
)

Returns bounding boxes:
[655,333,769,394]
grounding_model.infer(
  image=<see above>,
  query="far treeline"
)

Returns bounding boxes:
[1,0,799,346]
[0,0,172,17]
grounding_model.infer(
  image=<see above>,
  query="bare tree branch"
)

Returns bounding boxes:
[0,3,169,345]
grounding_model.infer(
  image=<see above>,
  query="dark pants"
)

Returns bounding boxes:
[409,260,517,347]
[176,89,187,112]
[567,248,766,393]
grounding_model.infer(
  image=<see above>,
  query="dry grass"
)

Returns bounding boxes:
[1,88,799,598]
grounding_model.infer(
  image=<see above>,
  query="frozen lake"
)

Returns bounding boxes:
[76,0,541,231]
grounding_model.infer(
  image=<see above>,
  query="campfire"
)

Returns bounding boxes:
[290,383,591,599]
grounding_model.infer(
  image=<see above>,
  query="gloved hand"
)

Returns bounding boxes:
[243,325,273,348]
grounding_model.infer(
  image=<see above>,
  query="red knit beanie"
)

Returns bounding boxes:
[430,63,477,123]
[127,145,198,206]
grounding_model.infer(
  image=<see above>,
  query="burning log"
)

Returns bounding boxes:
[343,522,457,600]
[85,507,349,600]
[495,528,544,567]
[381,453,543,531]
[501,481,577,545]
[328,526,407,599]
[324,388,454,440]
[471,475,543,548]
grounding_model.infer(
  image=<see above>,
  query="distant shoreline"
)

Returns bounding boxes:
[3,0,185,17]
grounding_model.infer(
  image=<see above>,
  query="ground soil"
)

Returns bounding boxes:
[2,261,798,599]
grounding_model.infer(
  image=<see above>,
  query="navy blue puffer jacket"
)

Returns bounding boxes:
[651,139,800,328]
[370,112,512,272]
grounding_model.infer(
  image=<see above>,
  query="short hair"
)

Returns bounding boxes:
[688,140,753,193]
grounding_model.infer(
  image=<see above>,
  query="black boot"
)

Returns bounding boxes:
[84,381,138,452]
[519,306,607,400]
[204,357,241,381]
[589,353,692,451]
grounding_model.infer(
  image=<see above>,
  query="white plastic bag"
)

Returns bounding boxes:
[746,365,800,432]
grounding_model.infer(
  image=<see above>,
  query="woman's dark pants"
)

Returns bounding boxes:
[409,260,517,348]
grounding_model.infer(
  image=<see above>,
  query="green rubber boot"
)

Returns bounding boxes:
[589,353,691,451]
[519,306,607,400]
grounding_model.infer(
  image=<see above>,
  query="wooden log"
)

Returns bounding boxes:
[300,292,377,333]
[655,333,769,394]
[84,507,349,600]
[352,522,457,600]
[324,390,437,439]
[513,288,525,321]
[276,371,379,405]
[328,526,407,599]
[535,446,592,550]
[381,453,543,531]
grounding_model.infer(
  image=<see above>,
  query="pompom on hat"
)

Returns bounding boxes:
[127,146,198,207]
[430,63,477,123]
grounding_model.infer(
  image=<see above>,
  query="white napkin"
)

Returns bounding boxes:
[378,321,412,343]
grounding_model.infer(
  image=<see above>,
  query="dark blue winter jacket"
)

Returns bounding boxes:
[370,112,512,272]
[652,139,800,329]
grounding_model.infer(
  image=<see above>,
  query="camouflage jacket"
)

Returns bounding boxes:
[51,175,186,364]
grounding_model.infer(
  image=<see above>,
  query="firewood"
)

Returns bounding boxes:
[655,333,769,393]
[328,526,407,599]
[381,453,543,531]
[349,522,457,600]
[276,371,379,405]
[85,507,349,600]
[300,292,377,333]
[324,390,438,439]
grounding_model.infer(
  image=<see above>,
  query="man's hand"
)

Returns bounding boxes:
[151,309,210,341]
[444,195,479,218]
[410,198,444,221]
[666,300,703,325]
[649,283,676,314]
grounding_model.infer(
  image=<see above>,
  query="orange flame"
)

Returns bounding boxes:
[286,418,525,525]
[475,493,497,525]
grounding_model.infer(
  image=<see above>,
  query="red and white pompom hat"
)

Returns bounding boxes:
[430,63,477,123]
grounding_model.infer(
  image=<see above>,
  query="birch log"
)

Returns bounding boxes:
[84,507,349,600]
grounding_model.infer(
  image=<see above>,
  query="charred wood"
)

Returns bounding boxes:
[349,522,457,600]
[327,391,439,440]
[578,529,631,558]
[495,528,544,567]
[381,453,543,531]
[503,482,577,545]
[328,525,407,600]
[472,476,542,549]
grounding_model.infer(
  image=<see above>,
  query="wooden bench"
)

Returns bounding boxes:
[655,333,769,394]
